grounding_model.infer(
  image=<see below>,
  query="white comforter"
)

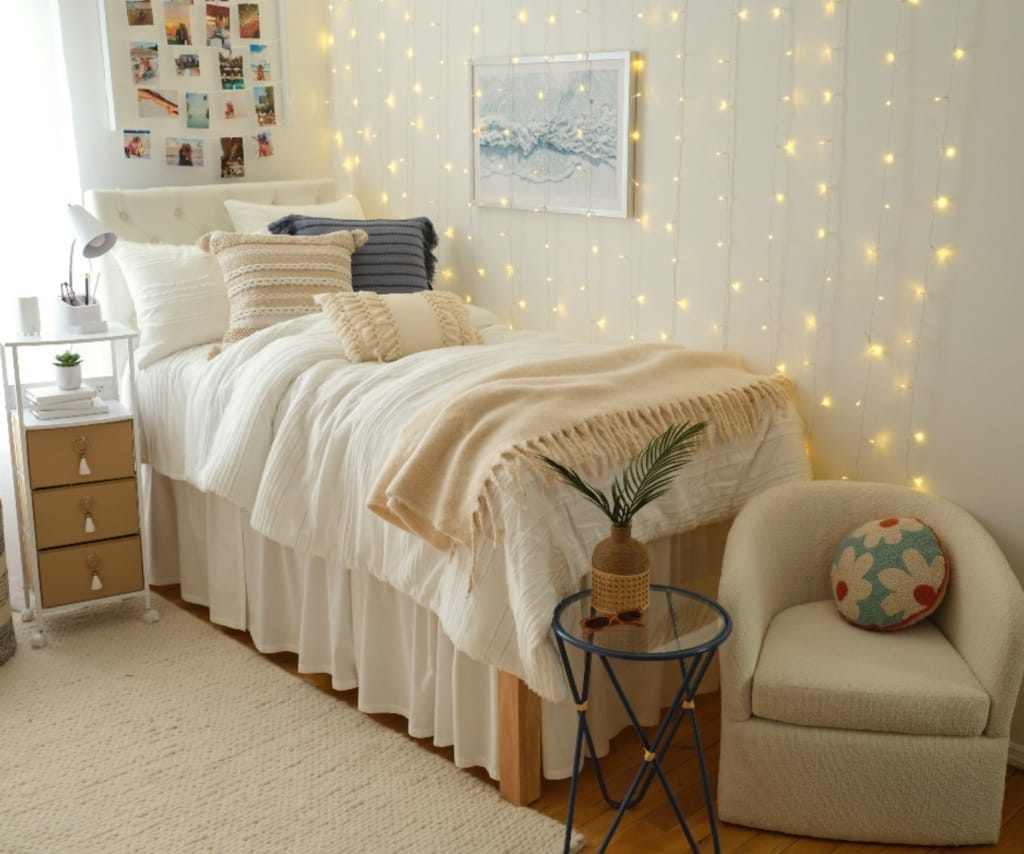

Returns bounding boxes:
[138,308,810,700]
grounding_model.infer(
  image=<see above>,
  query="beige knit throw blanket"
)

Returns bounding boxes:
[367,343,793,555]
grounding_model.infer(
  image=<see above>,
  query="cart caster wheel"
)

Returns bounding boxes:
[20,608,35,623]
[143,609,160,624]
[30,631,46,649]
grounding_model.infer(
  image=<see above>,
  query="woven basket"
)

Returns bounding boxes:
[591,524,650,615]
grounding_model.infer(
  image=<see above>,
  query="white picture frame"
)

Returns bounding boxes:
[471,51,636,218]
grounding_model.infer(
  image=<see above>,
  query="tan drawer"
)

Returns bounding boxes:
[32,478,139,550]
[26,419,134,488]
[38,536,143,609]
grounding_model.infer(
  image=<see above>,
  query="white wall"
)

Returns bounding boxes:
[59,0,335,191]
[331,0,1024,746]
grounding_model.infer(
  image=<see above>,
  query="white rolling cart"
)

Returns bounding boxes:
[1,323,158,648]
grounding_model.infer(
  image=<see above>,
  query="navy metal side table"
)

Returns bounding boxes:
[552,584,732,853]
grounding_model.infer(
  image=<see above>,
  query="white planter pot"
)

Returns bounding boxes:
[54,364,82,390]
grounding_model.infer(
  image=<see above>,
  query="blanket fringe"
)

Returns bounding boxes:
[464,374,793,550]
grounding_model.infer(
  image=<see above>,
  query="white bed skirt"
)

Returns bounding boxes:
[143,466,729,781]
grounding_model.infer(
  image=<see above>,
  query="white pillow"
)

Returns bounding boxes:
[223,196,364,233]
[112,241,230,368]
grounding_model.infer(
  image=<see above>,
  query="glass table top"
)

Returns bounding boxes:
[552,584,731,660]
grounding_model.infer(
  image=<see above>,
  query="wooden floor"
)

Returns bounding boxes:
[155,584,1024,853]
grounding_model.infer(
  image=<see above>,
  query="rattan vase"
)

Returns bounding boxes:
[591,524,650,615]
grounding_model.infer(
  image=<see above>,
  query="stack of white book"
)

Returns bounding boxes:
[26,384,109,420]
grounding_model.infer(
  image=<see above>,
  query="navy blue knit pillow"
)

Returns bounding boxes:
[268,215,437,294]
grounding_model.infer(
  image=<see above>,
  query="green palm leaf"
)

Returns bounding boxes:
[536,454,613,518]
[614,421,707,521]
[536,420,708,526]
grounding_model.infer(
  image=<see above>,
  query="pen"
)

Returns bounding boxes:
[85,273,90,306]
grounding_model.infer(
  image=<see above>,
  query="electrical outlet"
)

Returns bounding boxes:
[85,375,116,400]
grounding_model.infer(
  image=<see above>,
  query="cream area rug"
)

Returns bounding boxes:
[0,595,582,853]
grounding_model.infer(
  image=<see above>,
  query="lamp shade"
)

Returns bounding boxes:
[67,204,117,258]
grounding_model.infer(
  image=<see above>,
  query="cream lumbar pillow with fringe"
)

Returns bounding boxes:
[201,228,368,354]
[316,290,483,362]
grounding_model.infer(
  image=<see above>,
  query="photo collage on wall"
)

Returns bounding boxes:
[117,0,280,177]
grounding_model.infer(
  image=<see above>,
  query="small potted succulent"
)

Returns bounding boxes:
[538,420,708,615]
[53,350,83,391]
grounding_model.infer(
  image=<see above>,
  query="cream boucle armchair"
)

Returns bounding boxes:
[716,480,1024,846]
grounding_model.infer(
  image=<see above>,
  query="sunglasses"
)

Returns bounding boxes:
[580,610,645,632]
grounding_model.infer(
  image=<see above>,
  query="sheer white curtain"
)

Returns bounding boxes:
[1,0,81,592]
[2,0,80,307]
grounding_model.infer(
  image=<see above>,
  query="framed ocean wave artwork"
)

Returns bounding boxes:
[471,51,636,218]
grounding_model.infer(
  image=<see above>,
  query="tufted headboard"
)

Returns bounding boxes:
[84,178,340,328]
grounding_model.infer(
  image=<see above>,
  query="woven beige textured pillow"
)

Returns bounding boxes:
[201,229,368,350]
[315,290,483,362]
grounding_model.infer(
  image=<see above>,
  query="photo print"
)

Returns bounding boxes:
[219,50,244,89]
[238,3,260,39]
[249,43,270,81]
[123,129,152,159]
[219,90,248,119]
[130,41,159,84]
[253,130,273,158]
[220,136,245,177]
[164,2,192,45]
[126,1,154,26]
[253,85,275,125]
[205,3,231,50]
[185,91,210,128]
[175,51,200,76]
[166,136,204,167]
[137,87,179,118]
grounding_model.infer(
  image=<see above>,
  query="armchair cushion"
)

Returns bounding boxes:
[830,516,949,630]
[752,601,989,737]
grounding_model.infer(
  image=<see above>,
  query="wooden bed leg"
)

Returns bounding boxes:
[498,670,542,806]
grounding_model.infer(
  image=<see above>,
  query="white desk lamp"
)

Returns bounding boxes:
[58,205,118,333]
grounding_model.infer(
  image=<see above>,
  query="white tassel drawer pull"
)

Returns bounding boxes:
[86,554,103,591]
[80,496,96,534]
[73,436,92,477]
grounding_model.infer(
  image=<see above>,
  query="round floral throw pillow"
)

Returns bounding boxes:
[830,517,950,631]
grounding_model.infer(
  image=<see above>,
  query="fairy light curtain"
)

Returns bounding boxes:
[330,0,970,492]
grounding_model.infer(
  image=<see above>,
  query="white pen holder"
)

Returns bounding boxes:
[55,296,107,335]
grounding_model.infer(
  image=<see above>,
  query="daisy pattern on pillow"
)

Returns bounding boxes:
[878,548,948,619]
[830,545,875,623]
[850,516,924,548]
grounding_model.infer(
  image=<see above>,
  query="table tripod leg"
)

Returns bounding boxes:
[689,706,721,854]
[556,638,594,854]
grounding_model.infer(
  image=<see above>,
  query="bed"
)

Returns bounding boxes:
[85,178,811,803]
